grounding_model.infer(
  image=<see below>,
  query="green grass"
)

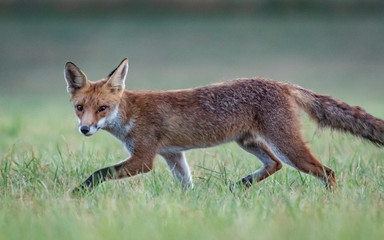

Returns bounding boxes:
[1,11,384,240]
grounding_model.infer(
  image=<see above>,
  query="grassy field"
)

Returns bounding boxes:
[1,11,384,239]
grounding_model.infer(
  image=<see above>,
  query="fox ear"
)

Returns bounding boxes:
[64,62,88,94]
[106,58,128,93]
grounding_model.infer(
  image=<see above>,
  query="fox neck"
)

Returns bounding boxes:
[102,106,134,142]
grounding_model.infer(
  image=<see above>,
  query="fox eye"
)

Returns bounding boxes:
[76,105,83,112]
[98,106,108,112]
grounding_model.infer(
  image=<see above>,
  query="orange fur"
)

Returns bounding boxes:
[65,59,384,193]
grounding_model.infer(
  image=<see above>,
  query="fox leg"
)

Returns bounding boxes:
[72,150,156,194]
[234,134,283,189]
[160,151,193,189]
[271,136,337,190]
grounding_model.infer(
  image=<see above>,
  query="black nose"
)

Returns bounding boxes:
[80,126,90,134]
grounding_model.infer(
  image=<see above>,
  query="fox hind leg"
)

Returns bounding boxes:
[268,130,337,191]
[233,134,283,190]
[277,140,337,190]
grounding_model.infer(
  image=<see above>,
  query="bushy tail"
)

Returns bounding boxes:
[290,86,384,147]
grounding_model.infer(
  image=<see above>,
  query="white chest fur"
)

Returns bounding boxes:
[101,108,135,154]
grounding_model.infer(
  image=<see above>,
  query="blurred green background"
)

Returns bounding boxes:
[1,0,384,98]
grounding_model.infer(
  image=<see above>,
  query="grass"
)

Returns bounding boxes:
[1,11,384,240]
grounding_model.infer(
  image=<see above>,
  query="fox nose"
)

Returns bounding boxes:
[80,126,90,135]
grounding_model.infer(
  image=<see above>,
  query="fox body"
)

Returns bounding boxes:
[64,59,384,193]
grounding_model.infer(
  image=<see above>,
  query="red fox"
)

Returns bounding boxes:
[65,58,384,193]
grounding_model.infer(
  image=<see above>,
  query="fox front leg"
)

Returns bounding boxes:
[72,152,156,195]
[72,164,121,194]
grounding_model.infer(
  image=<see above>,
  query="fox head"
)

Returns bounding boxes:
[64,59,128,136]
